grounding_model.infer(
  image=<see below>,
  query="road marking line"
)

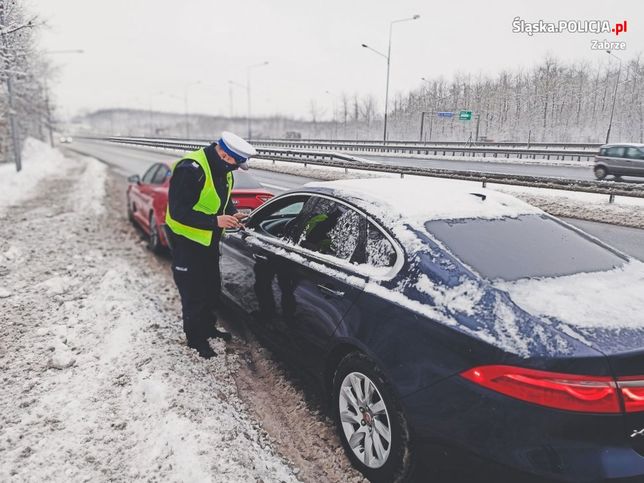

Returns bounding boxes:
[260,182,290,191]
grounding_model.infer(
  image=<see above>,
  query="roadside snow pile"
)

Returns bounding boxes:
[494,185,644,229]
[322,149,594,168]
[0,138,68,215]
[73,153,107,215]
[0,149,299,482]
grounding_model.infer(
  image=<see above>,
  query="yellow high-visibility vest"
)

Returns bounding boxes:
[165,148,233,246]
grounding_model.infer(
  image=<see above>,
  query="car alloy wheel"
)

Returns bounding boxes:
[339,371,392,468]
[333,352,414,482]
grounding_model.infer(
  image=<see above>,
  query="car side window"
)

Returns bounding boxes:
[296,197,362,261]
[141,164,159,184]
[151,165,170,184]
[606,147,625,158]
[625,147,644,160]
[366,222,396,268]
[247,195,310,238]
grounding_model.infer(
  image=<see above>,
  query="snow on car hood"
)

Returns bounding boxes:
[496,260,644,353]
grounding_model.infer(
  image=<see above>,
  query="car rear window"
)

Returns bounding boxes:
[425,214,625,281]
[233,171,263,189]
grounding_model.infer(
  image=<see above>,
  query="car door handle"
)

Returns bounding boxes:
[317,284,345,298]
[253,253,268,261]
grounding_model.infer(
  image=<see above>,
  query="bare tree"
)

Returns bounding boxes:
[1,0,49,168]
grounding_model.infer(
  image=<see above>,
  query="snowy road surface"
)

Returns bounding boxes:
[66,140,644,262]
[0,140,365,483]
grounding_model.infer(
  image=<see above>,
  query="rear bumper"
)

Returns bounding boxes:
[403,375,644,482]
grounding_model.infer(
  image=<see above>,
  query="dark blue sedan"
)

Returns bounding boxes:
[220,177,644,482]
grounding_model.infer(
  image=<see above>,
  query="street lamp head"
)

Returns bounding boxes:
[361,43,368,48]
[413,14,420,19]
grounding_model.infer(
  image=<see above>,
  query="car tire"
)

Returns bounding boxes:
[594,166,608,180]
[148,212,163,254]
[333,352,414,483]
[127,199,135,223]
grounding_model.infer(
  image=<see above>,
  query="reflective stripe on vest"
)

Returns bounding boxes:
[165,148,234,246]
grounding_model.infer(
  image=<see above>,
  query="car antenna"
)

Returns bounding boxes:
[470,193,487,201]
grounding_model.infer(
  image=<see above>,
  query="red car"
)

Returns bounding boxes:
[126,161,273,252]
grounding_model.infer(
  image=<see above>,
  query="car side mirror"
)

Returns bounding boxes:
[128,174,141,185]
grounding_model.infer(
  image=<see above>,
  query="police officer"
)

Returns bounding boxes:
[165,131,256,358]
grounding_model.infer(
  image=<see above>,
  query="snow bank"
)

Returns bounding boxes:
[0,138,68,215]
[0,147,299,482]
[73,153,107,215]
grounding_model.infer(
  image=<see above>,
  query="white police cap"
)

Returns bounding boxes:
[218,131,257,171]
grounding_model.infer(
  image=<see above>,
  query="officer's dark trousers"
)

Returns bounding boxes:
[169,232,221,346]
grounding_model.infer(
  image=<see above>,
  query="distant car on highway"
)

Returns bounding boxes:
[59,136,73,144]
[220,177,644,482]
[126,161,273,253]
[594,143,644,180]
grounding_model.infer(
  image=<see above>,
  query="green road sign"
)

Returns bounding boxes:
[459,110,472,121]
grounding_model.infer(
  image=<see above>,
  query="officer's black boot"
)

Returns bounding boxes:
[187,338,217,359]
[196,342,217,359]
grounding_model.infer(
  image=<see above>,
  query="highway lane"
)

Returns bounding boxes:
[65,140,644,261]
[67,140,308,192]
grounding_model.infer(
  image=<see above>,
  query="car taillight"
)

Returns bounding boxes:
[461,365,622,414]
[256,194,273,203]
[617,378,644,413]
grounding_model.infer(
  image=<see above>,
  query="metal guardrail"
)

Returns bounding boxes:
[84,136,644,201]
[84,136,369,164]
[92,135,597,161]
[252,140,597,161]
[98,134,601,150]
[254,138,603,150]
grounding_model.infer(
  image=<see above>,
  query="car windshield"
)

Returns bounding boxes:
[233,171,263,189]
[425,214,625,281]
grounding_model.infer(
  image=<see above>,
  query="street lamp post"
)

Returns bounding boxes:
[362,14,420,142]
[246,61,269,141]
[228,80,246,121]
[182,81,204,139]
[605,50,622,144]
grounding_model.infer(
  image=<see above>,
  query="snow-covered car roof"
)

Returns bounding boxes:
[305,177,541,223]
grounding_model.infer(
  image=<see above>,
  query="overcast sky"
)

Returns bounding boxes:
[29,0,642,120]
